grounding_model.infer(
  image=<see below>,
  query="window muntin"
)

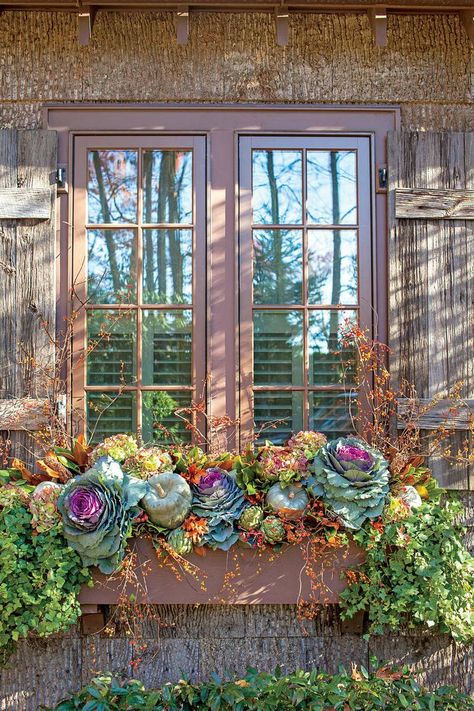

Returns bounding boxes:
[73,137,206,444]
[239,136,372,444]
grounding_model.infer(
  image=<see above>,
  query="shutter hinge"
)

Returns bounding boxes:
[378,167,388,190]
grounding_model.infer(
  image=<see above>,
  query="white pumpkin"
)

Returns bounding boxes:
[141,472,192,529]
[265,483,309,519]
[33,481,63,498]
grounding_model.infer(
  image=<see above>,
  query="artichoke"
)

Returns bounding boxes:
[306,437,390,530]
[261,515,286,544]
[57,456,147,574]
[238,505,264,531]
[191,468,248,550]
[167,527,193,556]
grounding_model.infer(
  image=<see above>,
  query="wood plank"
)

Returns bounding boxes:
[397,398,474,430]
[395,187,474,219]
[0,187,51,219]
[0,397,50,430]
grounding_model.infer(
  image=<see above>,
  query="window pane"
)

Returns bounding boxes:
[143,151,192,224]
[253,229,303,305]
[254,311,303,386]
[308,230,358,305]
[87,229,136,304]
[309,391,356,438]
[142,229,192,304]
[252,150,303,225]
[306,151,357,225]
[87,392,136,442]
[142,390,192,445]
[254,391,304,445]
[308,310,357,386]
[142,310,192,386]
[87,310,136,386]
[88,150,138,224]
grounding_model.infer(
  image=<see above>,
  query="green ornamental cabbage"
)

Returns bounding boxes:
[306,437,390,530]
[57,456,147,574]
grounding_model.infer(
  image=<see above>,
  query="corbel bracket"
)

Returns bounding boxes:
[78,8,97,46]
[460,11,474,46]
[276,6,289,47]
[368,6,388,47]
[176,6,189,45]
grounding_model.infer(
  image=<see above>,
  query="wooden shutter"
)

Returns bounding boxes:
[388,131,474,489]
[0,129,57,465]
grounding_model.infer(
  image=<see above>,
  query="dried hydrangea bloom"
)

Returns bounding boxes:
[123,447,174,479]
[259,446,309,487]
[90,434,138,464]
[287,430,327,459]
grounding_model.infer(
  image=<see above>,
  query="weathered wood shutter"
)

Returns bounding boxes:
[388,131,474,489]
[0,129,57,465]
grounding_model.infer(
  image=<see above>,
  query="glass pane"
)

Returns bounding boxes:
[142,390,192,445]
[309,391,356,438]
[307,151,357,225]
[252,150,303,225]
[88,150,138,224]
[143,151,192,224]
[142,310,192,386]
[87,310,136,386]
[142,229,192,304]
[308,230,358,305]
[254,311,303,386]
[87,229,136,304]
[308,310,357,386]
[253,229,303,305]
[87,391,136,443]
[254,391,304,445]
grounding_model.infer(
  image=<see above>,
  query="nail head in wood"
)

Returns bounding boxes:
[276,7,289,46]
[460,11,474,46]
[78,9,97,46]
[176,6,189,45]
[368,6,387,47]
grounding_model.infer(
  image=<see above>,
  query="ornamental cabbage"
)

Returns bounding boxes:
[191,468,248,550]
[306,437,390,530]
[57,456,147,574]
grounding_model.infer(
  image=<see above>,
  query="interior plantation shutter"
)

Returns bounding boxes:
[0,129,57,466]
[388,131,474,489]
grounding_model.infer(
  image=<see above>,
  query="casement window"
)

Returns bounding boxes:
[64,107,395,446]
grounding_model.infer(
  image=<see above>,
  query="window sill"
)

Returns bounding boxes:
[78,537,364,606]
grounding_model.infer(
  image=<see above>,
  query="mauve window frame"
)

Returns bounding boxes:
[44,103,400,448]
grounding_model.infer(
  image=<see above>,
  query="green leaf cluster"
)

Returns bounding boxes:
[340,498,474,642]
[0,500,91,665]
[49,665,474,710]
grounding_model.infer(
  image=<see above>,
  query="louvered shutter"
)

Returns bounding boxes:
[388,131,474,488]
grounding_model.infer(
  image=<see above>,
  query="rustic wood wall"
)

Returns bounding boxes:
[0,9,472,710]
[0,11,471,131]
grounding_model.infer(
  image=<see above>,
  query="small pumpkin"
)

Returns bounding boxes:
[265,482,309,519]
[141,472,192,529]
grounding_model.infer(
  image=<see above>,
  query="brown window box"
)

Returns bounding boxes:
[78,538,364,605]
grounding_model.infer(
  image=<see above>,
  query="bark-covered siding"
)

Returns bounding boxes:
[0,10,471,130]
[0,9,473,710]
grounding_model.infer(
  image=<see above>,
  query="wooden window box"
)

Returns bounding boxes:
[78,538,364,606]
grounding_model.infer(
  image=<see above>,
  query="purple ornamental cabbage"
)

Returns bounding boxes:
[191,467,248,550]
[58,456,147,574]
[306,437,389,530]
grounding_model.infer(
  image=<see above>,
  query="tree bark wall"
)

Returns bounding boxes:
[0,9,472,710]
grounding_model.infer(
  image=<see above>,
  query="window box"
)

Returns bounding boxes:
[78,537,364,605]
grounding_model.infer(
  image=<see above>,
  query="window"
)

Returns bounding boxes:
[239,136,372,444]
[72,136,206,443]
[64,107,392,448]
